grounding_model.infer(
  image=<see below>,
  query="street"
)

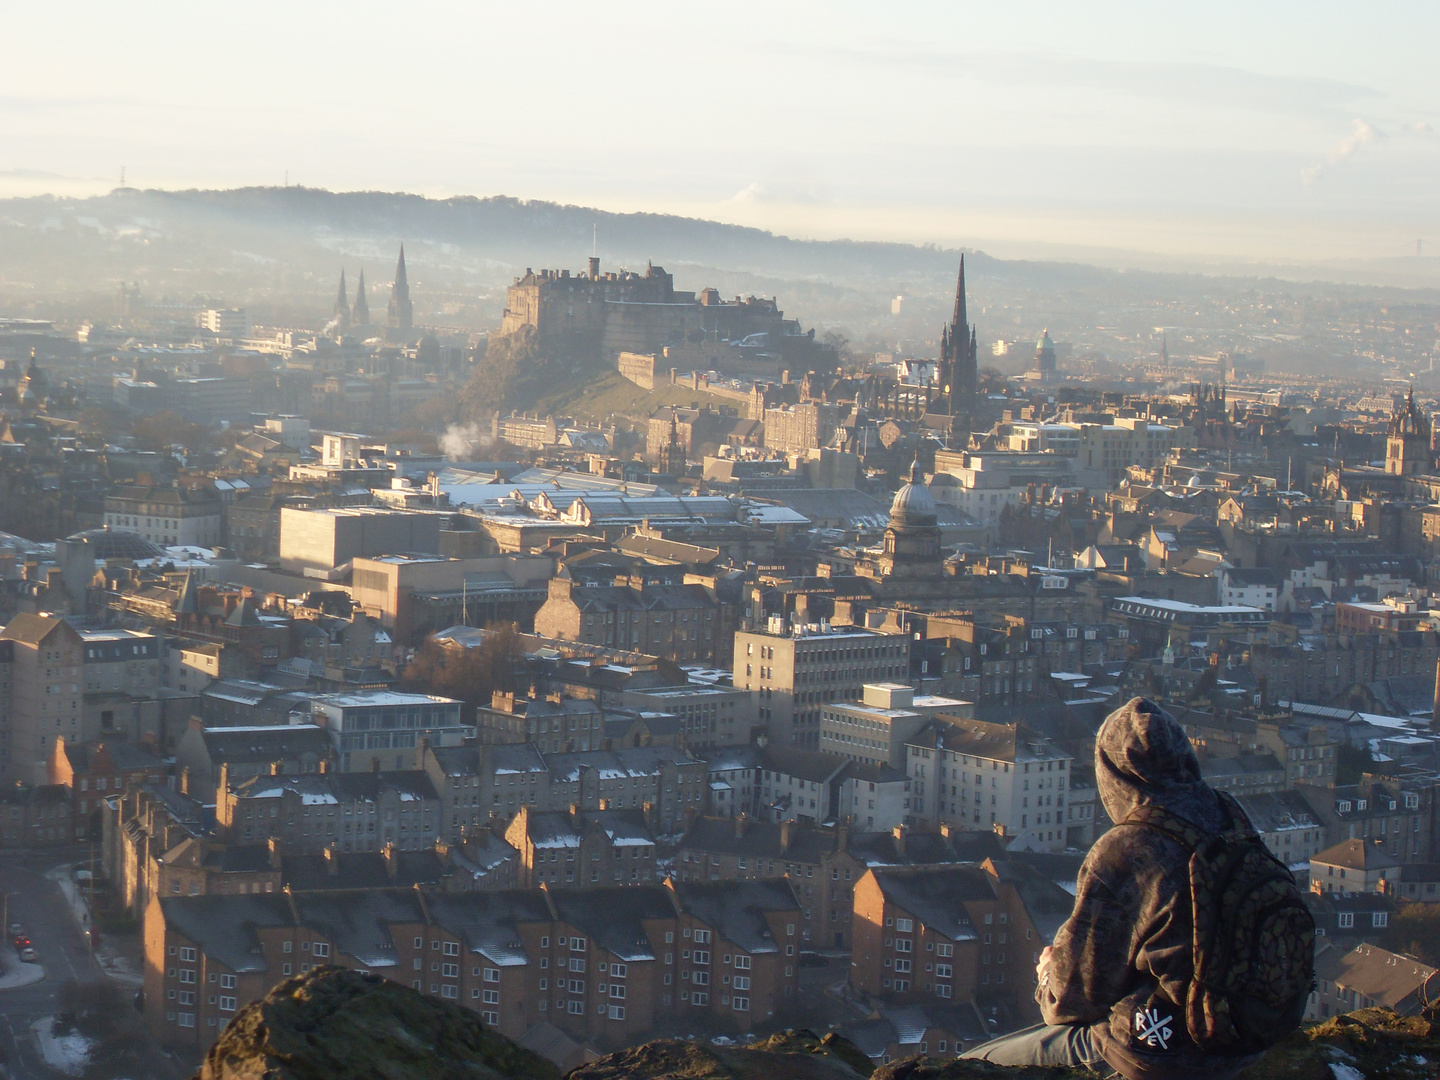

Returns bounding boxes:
[0,847,167,1080]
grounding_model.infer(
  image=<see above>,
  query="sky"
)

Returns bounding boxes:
[2,1,1437,266]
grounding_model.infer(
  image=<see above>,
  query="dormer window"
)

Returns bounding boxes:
[1356,799,1368,811]
[1338,800,1351,813]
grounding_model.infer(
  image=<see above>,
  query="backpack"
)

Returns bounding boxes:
[1124,792,1315,1055]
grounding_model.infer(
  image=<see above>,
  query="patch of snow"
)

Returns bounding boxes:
[31,1018,93,1077]
[1329,1064,1366,1080]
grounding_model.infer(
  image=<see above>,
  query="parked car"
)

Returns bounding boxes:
[12,935,30,950]
[7,922,22,936]
[19,947,36,962]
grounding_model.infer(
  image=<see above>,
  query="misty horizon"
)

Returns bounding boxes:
[2,2,1436,274]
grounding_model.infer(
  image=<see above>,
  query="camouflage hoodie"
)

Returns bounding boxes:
[1036,697,1258,1080]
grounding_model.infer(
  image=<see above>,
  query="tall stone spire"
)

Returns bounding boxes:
[951,254,967,334]
[334,269,350,329]
[936,254,978,421]
[388,245,413,330]
[353,268,370,325]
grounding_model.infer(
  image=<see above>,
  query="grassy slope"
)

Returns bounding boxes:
[531,369,755,425]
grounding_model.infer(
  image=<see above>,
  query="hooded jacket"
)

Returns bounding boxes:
[1037,697,1256,1080]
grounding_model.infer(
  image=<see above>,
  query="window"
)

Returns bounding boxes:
[483,989,500,1004]
[219,996,236,1012]
[733,996,750,1011]
[442,964,459,978]
[312,943,330,959]
[441,985,458,999]
[567,1001,585,1015]
[894,918,914,933]
[1338,913,1354,929]
[179,969,196,984]
[608,1005,626,1020]
[179,947,197,962]
[691,992,709,1006]
[693,929,711,944]
[484,968,500,983]
[220,975,236,989]
[178,1013,195,1028]
[443,942,460,956]
[1373,912,1389,928]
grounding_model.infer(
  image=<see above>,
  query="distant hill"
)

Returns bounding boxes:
[0,186,1434,337]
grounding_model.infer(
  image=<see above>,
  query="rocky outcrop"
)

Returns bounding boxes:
[1236,1005,1440,1080]
[567,1029,875,1080]
[194,967,1440,1080]
[193,967,558,1080]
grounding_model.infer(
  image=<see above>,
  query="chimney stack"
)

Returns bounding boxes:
[267,836,283,871]
[382,842,398,881]
[323,845,339,876]
[178,767,190,797]
[735,812,749,840]
[892,823,908,859]
[780,819,792,854]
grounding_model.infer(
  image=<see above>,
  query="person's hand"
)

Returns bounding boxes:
[1036,946,1053,987]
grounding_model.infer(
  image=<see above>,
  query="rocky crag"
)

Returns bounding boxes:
[194,968,1440,1080]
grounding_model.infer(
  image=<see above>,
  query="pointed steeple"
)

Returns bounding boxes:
[353,269,369,325]
[334,269,350,329]
[388,244,413,330]
[951,254,967,332]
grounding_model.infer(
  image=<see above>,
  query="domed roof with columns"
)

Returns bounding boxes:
[889,460,937,527]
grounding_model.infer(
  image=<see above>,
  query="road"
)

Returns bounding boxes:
[0,848,123,1080]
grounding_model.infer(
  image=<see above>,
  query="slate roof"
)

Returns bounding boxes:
[159,893,293,973]
[869,866,997,941]
[289,888,422,969]
[201,724,333,765]
[678,817,839,866]
[1315,943,1437,1012]
[670,879,798,954]
[1313,837,1402,871]
[282,849,450,891]
[549,886,674,962]
[424,889,554,967]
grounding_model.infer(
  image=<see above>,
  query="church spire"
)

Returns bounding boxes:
[353,268,369,325]
[334,269,350,329]
[388,244,413,330]
[952,253,967,332]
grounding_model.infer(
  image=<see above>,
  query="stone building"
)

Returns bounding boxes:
[144,879,801,1053]
[534,576,723,665]
[503,804,657,888]
[734,623,910,750]
[849,860,1075,1023]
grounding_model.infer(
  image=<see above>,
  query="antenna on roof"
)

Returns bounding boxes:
[592,224,597,259]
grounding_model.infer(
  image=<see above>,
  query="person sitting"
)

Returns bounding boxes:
[961,696,1311,1079]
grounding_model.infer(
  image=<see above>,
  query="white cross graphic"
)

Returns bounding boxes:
[1134,1006,1174,1049]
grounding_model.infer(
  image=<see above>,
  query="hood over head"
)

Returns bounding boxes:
[1095,697,1225,831]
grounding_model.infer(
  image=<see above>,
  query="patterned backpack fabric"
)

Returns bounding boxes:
[1124,792,1316,1055]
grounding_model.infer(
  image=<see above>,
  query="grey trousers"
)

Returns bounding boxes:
[961,1023,1116,1076]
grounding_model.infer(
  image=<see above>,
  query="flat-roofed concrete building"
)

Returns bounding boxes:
[821,683,971,769]
[350,552,552,644]
[309,690,468,772]
[278,506,443,579]
[735,623,910,750]
[618,682,757,751]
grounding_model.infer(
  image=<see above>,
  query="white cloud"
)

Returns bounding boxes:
[1302,118,1382,184]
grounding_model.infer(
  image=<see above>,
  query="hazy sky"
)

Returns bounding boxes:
[4,2,1437,264]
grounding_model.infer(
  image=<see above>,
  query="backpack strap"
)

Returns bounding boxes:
[1122,803,1209,850]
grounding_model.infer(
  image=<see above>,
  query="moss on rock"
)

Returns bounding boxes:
[194,966,558,1080]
